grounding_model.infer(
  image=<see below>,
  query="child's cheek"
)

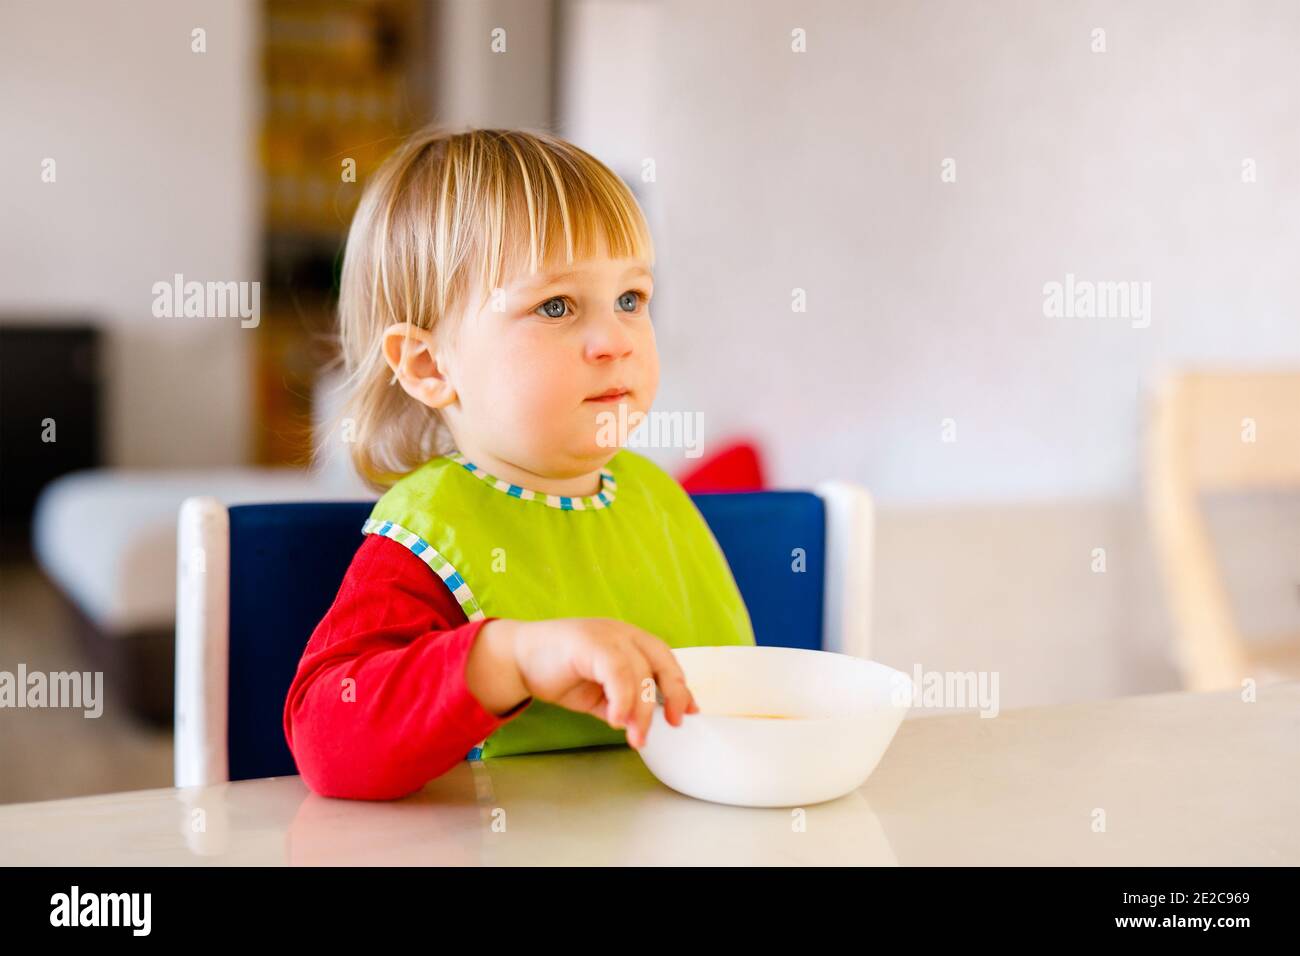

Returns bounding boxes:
[639,329,661,406]
[501,337,573,411]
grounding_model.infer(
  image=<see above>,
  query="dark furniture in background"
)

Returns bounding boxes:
[0,323,102,557]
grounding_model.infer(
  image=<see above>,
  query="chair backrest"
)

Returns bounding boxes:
[222,491,827,782]
[226,501,372,782]
[1162,371,1300,490]
[1146,370,1300,690]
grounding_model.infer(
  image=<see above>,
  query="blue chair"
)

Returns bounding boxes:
[174,485,874,786]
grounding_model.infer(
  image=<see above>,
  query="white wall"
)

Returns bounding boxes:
[0,0,257,467]
[432,0,555,130]
[560,0,1300,504]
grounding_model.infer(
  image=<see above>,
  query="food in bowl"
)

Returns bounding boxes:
[728,713,799,719]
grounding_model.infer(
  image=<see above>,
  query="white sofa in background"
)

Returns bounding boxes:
[30,372,374,724]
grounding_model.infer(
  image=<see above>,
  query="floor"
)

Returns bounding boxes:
[0,560,173,805]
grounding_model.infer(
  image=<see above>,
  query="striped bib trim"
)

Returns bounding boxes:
[448,452,617,511]
[360,518,486,622]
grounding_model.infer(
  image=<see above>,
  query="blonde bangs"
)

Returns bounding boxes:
[465,130,655,318]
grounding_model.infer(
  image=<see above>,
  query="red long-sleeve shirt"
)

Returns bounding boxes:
[282,533,532,800]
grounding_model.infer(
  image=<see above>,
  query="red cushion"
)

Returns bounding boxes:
[677,441,766,493]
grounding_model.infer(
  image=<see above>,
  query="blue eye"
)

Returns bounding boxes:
[536,297,569,319]
[617,290,643,313]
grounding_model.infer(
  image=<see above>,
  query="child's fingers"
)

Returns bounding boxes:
[590,648,641,737]
[592,640,654,748]
[632,630,697,726]
[620,644,657,748]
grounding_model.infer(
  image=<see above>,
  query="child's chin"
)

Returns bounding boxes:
[580,439,624,459]
[569,433,624,461]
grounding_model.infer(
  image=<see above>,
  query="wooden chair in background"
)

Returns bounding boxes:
[1146,370,1300,691]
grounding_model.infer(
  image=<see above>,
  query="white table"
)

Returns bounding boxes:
[2,683,1297,865]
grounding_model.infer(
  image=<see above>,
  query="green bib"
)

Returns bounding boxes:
[362,448,756,759]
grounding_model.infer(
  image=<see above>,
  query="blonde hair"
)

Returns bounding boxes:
[318,126,656,492]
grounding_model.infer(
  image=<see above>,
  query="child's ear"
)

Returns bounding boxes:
[381,322,457,409]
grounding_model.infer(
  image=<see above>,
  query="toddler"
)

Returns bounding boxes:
[283,127,756,800]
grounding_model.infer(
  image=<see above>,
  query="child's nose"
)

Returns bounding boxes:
[586,314,635,361]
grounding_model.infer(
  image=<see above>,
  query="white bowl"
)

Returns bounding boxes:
[636,645,912,808]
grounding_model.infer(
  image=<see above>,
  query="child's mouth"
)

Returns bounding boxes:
[585,388,630,403]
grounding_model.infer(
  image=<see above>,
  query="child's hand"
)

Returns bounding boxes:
[471,618,700,748]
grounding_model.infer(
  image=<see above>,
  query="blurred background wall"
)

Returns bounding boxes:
[6,1,1296,479]
[0,0,258,467]
[562,0,1300,501]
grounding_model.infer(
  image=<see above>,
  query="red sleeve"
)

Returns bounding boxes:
[282,533,531,801]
